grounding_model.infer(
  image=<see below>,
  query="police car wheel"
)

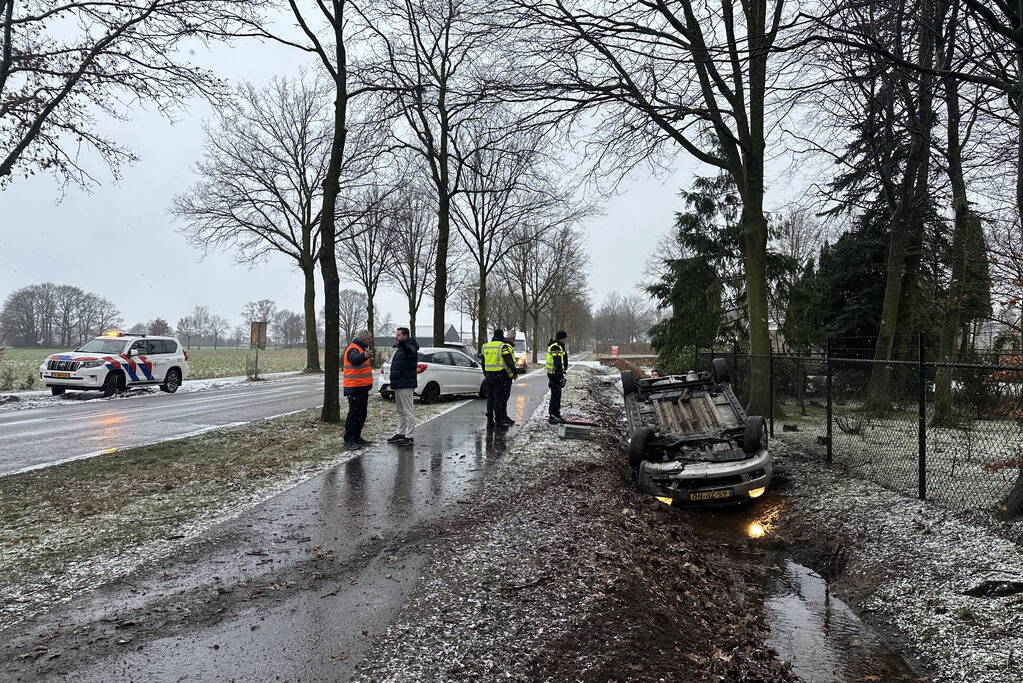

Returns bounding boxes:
[50,386,65,396]
[161,369,181,394]
[101,372,120,397]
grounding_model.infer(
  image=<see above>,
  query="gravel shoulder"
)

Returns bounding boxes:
[771,434,1023,682]
[355,365,794,682]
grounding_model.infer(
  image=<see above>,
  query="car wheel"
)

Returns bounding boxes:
[420,382,441,404]
[744,415,767,453]
[621,370,636,396]
[101,372,120,397]
[478,381,488,399]
[712,358,733,385]
[50,386,65,396]
[629,427,655,471]
[161,368,181,393]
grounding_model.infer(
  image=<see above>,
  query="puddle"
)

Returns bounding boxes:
[684,497,922,682]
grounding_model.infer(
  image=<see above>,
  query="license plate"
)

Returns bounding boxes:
[690,489,732,501]
[51,372,70,379]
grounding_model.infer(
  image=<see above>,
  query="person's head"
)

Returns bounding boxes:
[492,328,504,342]
[556,330,568,343]
[355,329,371,344]
[395,327,410,341]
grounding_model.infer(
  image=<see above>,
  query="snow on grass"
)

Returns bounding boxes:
[775,403,1023,540]
[774,438,1023,682]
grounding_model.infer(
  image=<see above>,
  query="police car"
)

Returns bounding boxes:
[39,332,190,397]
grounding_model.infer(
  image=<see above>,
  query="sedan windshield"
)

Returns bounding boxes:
[76,339,128,354]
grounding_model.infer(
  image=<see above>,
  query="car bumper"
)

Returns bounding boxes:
[40,371,105,389]
[637,450,773,504]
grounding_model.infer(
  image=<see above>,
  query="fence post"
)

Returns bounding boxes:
[826,337,833,464]
[918,332,927,500]
[768,344,775,437]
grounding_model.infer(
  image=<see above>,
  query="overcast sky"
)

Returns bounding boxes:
[0,34,707,336]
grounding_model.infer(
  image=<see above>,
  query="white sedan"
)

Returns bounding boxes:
[376,346,487,403]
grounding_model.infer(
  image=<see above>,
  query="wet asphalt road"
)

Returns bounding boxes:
[0,375,324,475]
[1,367,555,682]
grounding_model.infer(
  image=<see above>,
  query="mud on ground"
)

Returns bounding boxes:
[355,367,794,682]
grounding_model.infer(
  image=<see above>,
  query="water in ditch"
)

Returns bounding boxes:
[685,495,924,682]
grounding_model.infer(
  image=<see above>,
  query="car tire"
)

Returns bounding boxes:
[712,358,733,385]
[50,386,65,396]
[420,382,441,404]
[744,415,767,453]
[101,372,120,398]
[621,370,636,396]
[478,381,488,399]
[161,368,182,393]
[629,427,655,471]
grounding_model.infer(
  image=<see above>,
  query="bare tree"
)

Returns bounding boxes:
[148,318,172,336]
[451,119,581,350]
[241,299,277,326]
[174,76,339,371]
[339,187,396,353]
[209,315,229,350]
[337,289,369,342]
[0,283,121,346]
[361,0,495,346]
[0,1,243,188]
[498,0,796,414]
[271,310,305,348]
[223,1,389,422]
[385,185,438,338]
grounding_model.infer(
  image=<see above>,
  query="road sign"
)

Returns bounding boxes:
[250,321,267,349]
[611,345,620,358]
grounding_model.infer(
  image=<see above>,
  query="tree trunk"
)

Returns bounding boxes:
[531,310,541,365]
[741,201,772,417]
[932,71,972,426]
[477,265,488,354]
[319,89,348,423]
[366,291,375,363]
[302,263,321,372]
[865,0,937,412]
[409,304,417,340]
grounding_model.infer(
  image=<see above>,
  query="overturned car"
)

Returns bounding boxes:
[622,360,771,504]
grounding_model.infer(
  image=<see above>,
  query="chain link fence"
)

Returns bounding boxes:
[696,341,1023,540]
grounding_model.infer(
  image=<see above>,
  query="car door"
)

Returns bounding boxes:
[147,340,169,381]
[450,350,481,393]
[429,352,457,394]
[127,340,155,383]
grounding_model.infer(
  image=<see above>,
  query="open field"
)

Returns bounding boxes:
[0,346,320,391]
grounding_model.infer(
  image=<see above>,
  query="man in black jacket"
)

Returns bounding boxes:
[388,327,420,447]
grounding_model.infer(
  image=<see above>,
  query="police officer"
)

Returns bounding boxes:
[481,328,516,428]
[501,330,519,426]
[546,330,569,424]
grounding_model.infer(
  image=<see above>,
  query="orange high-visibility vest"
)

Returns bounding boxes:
[342,342,373,388]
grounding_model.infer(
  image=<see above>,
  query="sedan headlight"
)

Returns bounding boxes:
[79,360,105,369]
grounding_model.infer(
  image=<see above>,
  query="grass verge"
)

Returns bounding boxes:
[0,395,457,626]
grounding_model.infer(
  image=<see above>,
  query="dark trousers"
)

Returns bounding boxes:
[548,374,563,417]
[344,389,369,441]
[485,372,506,421]
[500,375,513,420]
